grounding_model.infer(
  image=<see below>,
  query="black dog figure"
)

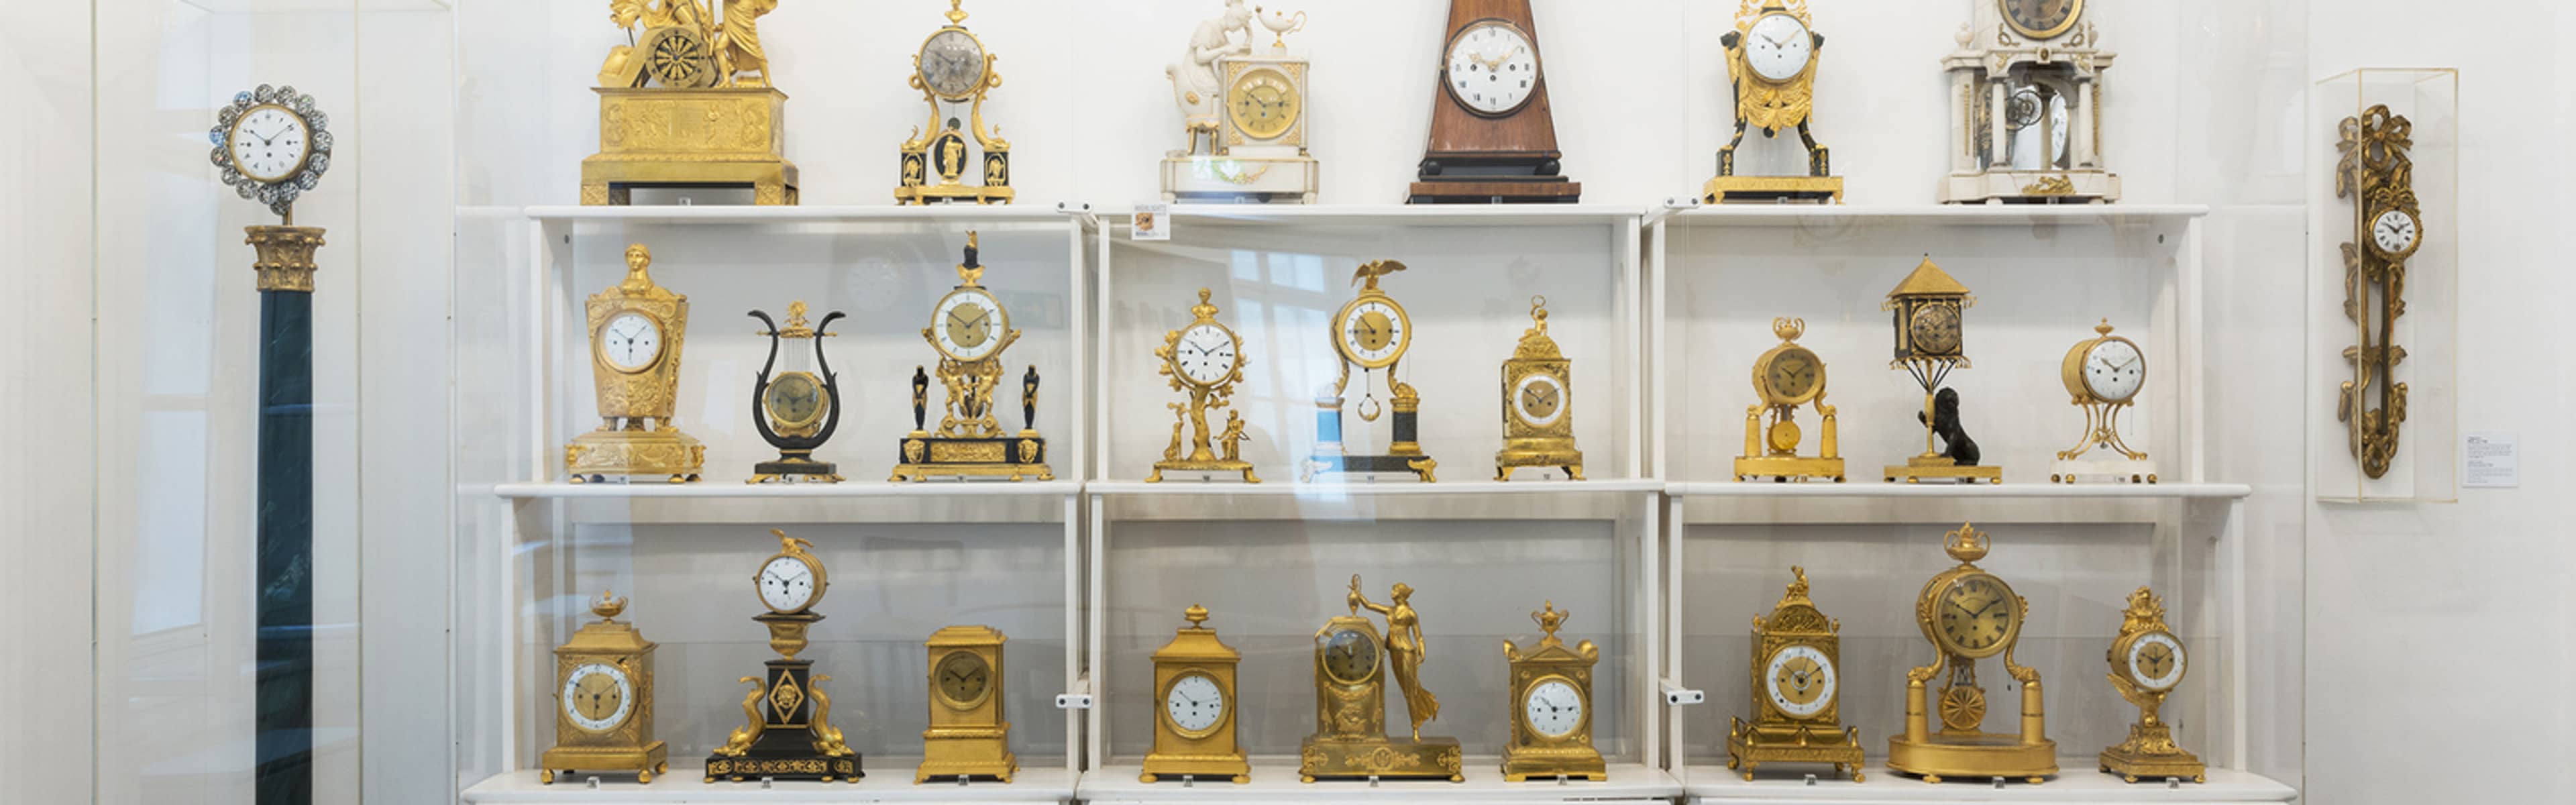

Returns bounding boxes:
[1917,387,1981,466]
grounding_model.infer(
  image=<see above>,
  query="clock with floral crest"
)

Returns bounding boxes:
[213,85,332,222]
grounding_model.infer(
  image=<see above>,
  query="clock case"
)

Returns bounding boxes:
[1883,257,2000,484]
[892,235,1053,482]
[1496,297,1583,480]
[1299,612,1463,782]
[1140,606,1249,784]
[919,625,1018,782]
[1735,317,1843,482]
[1705,0,1843,205]
[1887,523,2056,784]
[567,246,706,484]
[747,303,848,484]
[2100,586,2205,784]
[1307,262,1437,482]
[1409,0,1580,204]
[582,1,797,205]
[2051,319,2157,484]
[896,1,1014,205]
[1727,568,1861,782]
[1501,602,1604,782]
[1148,289,1259,483]
[1163,13,1319,204]
[706,533,859,783]
[541,595,668,784]
[1939,0,2119,204]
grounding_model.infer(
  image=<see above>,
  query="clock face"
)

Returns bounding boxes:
[1512,372,1566,427]
[227,104,313,184]
[1762,346,1823,404]
[756,555,820,613]
[1763,645,1836,719]
[1444,21,1540,116]
[763,371,827,429]
[1743,13,1814,83]
[918,29,987,98]
[1336,299,1409,368]
[1907,304,1962,356]
[561,662,635,733]
[1171,323,1240,387]
[1933,574,2021,658]
[2081,338,2145,402]
[2371,209,2419,257]
[1522,678,1584,739]
[1163,672,1226,735]
[2001,0,2083,40]
[936,651,993,707]
[2127,632,2186,691]
[598,312,664,373]
[933,288,1008,361]
[1320,627,1379,685]
[1229,68,1301,140]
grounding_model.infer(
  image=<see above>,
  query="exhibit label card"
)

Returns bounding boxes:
[2463,431,2518,488]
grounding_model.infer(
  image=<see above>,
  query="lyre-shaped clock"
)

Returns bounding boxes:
[1305,261,1436,482]
[2099,586,2204,784]
[705,530,859,783]
[1148,289,1258,482]
[1888,523,2055,784]
[1728,568,1861,781]
[891,233,1051,481]
[1736,317,1841,482]
[2051,319,2155,484]
[1496,297,1582,481]
[897,0,1013,205]
[748,301,847,483]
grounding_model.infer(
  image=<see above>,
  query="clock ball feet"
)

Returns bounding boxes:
[1301,775,1316,784]
[1140,773,1157,783]
[1849,767,1864,782]
[540,769,555,784]
[2027,777,2045,785]
[1922,774,1943,784]
[1537,158,1562,177]
[1449,774,1464,782]
[1420,160,1442,177]
[637,769,653,784]
[1232,775,1250,784]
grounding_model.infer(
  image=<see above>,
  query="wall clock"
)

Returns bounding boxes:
[2051,319,2155,483]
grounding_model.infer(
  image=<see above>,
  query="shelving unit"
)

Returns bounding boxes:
[1079,762,1679,804]
[461,763,1079,804]
[1682,764,2295,804]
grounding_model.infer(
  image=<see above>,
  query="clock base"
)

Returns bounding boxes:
[1704,175,1843,205]
[706,658,863,784]
[2049,457,2157,485]
[1886,732,2056,784]
[1148,457,1260,484]
[916,733,1017,784]
[750,456,843,484]
[583,87,799,206]
[1303,453,1438,483]
[1500,744,1605,782]
[891,435,1052,482]
[1939,170,2121,205]
[567,428,705,484]
[895,181,1016,206]
[1408,178,1580,205]
[1885,459,2002,484]
[1140,753,1253,784]
[1736,455,1845,483]
[1164,154,1320,205]
[2100,741,2205,784]
[1726,718,1862,782]
[1496,440,1583,482]
[1298,735,1463,782]
[540,741,669,785]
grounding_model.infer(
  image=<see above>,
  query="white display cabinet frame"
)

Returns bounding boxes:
[1646,203,2296,805]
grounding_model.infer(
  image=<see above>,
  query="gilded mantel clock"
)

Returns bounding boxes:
[1142,605,1250,784]
[1884,257,1998,484]
[568,244,705,484]
[920,625,1017,782]
[1302,576,1462,782]
[706,530,859,782]
[897,0,1014,205]
[541,592,668,784]
[1706,0,1842,204]
[584,0,798,205]
[1728,568,1861,782]
[1736,318,1842,482]
[1164,1,1320,203]
[1888,523,2055,784]
[1306,261,1436,482]
[749,301,847,483]
[1149,289,1259,483]
[891,233,1051,481]
[2099,586,2204,784]
[1939,0,2118,203]
[1501,602,1603,782]
[2335,104,2419,480]
[1409,0,1580,203]
[2051,319,2155,484]
[1497,297,1583,481]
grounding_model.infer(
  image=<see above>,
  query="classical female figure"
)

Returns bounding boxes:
[1350,575,1440,741]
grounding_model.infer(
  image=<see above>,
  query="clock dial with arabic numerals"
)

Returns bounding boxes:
[2126,631,2186,692]
[1762,645,1836,719]
[2081,338,2145,402]
[1444,21,1540,115]
[561,662,635,732]
[756,555,820,613]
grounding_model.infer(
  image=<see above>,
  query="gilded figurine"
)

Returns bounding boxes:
[600,0,774,89]
[1350,576,1439,741]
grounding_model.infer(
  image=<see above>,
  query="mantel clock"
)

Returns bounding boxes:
[584,0,798,205]
[2335,104,2419,480]
[1496,297,1583,481]
[1301,576,1463,782]
[1409,0,1580,203]
[1501,602,1603,782]
[920,625,1017,782]
[1888,523,2055,784]
[2051,319,2155,484]
[897,0,1014,205]
[1149,289,1260,483]
[1939,0,2118,203]
[2099,586,2204,784]
[1736,317,1842,482]
[1706,0,1842,204]
[541,592,669,784]
[749,301,847,483]
[1884,257,1998,484]
[569,244,705,484]
[706,530,859,782]
[1141,606,1250,784]
[1164,1,1320,203]
[891,233,1052,481]
[1306,261,1437,482]
[1727,568,1861,782]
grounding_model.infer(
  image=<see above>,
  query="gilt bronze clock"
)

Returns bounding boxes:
[706,530,859,782]
[1728,568,1861,782]
[1142,605,1250,784]
[569,244,704,484]
[1301,576,1462,782]
[1497,297,1583,481]
[1707,0,1841,203]
[1884,257,1998,484]
[542,592,668,784]
[2336,104,2419,480]
[892,233,1051,481]
[1939,0,2118,203]
[898,0,1013,205]
[2051,319,2155,484]
[1150,289,1259,482]
[584,0,797,205]
[1737,317,1842,482]
[1410,0,1579,203]
[1501,602,1603,782]
[749,301,847,483]
[920,625,1016,782]
[1888,523,2055,784]
[1165,1,1319,203]
[1307,261,1436,482]
[2100,586,2204,784]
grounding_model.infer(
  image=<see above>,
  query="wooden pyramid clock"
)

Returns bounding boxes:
[1409,0,1580,204]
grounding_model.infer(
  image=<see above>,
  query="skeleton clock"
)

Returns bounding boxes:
[1939,0,2119,203]
[1727,568,1861,782]
[1410,0,1580,203]
[1496,297,1582,481]
[1141,606,1250,784]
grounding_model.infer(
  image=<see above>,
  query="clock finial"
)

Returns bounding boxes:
[957,231,984,286]
[1350,259,1405,291]
[1943,521,1990,563]
[1532,600,1568,639]
[592,590,627,620]
[945,0,968,24]
[1184,604,1210,629]
[1190,288,1220,321]
[2096,318,2114,337]
[1772,316,1805,342]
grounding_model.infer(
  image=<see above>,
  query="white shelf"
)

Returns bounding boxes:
[1665,482,2251,500]
[1657,204,2208,229]
[1104,203,1645,229]
[1085,479,1664,498]
[461,762,1075,804]
[523,205,1086,226]
[1682,763,2294,804]
[494,480,1086,500]
[1080,761,1678,804]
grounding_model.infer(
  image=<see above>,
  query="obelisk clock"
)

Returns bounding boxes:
[1305,261,1437,482]
[706,530,860,782]
[1496,297,1582,480]
[212,83,333,805]
[584,0,798,205]
[1409,0,1580,203]
[897,0,1014,205]
[749,301,847,483]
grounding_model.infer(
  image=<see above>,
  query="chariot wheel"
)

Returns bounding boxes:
[641,26,717,89]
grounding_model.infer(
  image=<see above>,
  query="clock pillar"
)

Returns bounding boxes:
[250,223,323,805]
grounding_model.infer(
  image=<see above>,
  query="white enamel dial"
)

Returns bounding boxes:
[933,289,1007,361]
[561,662,635,732]
[2082,338,2145,403]
[598,312,663,373]
[2371,209,2418,256]
[1172,323,1238,387]
[757,555,818,612]
[1512,372,1566,427]
[1744,13,1813,83]
[2126,631,2186,692]
[1337,300,1408,367]
[1763,645,1837,719]
[1445,21,1540,115]
[1163,672,1226,734]
[1523,678,1584,739]
[918,29,987,98]
[227,105,312,183]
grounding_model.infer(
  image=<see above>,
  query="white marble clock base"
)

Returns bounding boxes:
[1163,154,1318,204]
[2050,457,2158,484]
[1941,170,2122,204]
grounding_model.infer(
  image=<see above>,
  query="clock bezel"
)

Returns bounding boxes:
[2124,630,2187,692]
[1169,321,1244,390]
[1518,674,1588,741]
[1226,66,1303,141]
[1320,626,1383,686]
[934,649,997,710]
[1754,344,1826,407]
[1761,643,1837,721]
[753,554,824,614]
[1929,572,2023,660]
[594,311,668,375]
[2366,206,2423,261]
[1999,0,2085,41]
[1157,669,1232,739]
[225,103,316,184]
[1441,18,1544,119]
[1511,371,1568,427]
[1332,297,1413,370]
[930,286,1010,362]
[2078,335,2146,404]
[916,26,991,101]
[561,661,638,733]
[1907,304,1964,356]
[1740,11,1817,86]
[761,370,829,431]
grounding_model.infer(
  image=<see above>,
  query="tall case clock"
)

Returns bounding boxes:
[1727,568,1861,782]
[1939,0,2119,203]
[1409,0,1580,203]
[568,244,705,483]
[1140,606,1250,784]
[1501,602,1604,782]
[919,625,1016,782]
[1496,297,1582,480]
[541,592,668,784]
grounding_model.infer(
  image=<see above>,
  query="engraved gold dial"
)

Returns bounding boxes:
[1762,645,1835,720]
[1513,372,1565,426]
[1909,304,1962,356]
[918,29,987,99]
[763,371,826,430]
[935,650,993,708]
[1320,627,1379,684]
[1760,345,1823,405]
[1228,68,1301,140]
[932,288,1007,362]
[2001,0,2082,40]
[2126,631,2186,692]
[1932,573,2021,658]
